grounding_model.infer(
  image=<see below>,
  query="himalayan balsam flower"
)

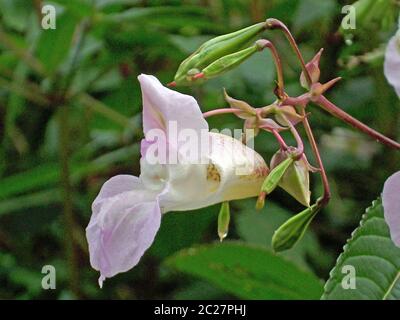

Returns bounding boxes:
[86,74,269,286]
[384,29,400,97]
[382,171,400,247]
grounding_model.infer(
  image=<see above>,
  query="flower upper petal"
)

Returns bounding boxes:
[384,33,400,97]
[138,74,209,136]
[382,171,400,247]
[87,176,161,286]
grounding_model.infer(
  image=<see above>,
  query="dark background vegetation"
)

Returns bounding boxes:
[0,0,399,299]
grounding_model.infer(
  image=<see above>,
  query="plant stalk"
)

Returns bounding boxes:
[257,39,285,99]
[316,95,400,150]
[58,105,80,298]
[300,108,331,206]
[265,18,312,87]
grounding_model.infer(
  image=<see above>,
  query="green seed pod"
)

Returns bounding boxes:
[261,156,294,194]
[173,22,266,86]
[270,150,311,207]
[202,44,259,79]
[218,201,230,242]
[272,203,319,252]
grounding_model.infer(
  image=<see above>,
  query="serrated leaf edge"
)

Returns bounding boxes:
[321,198,400,300]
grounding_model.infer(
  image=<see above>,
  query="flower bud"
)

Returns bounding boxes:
[272,203,319,252]
[173,22,266,86]
[218,201,230,241]
[256,192,266,211]
[300,48,323,90]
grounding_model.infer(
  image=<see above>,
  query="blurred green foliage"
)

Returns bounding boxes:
[0,0,399,299]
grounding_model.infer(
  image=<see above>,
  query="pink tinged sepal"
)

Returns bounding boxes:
[86,175,161,287]
[384,34,400,97]
[223,89,256,120]
[274,105,304,127]
[382,171,400,247]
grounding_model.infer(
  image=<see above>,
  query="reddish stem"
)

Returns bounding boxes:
[167,81,177,87]
[265,18,312,87]
[282,93,309,106]
[287,120,304,159]
[270,129,288,150]
[256,39,285,99]
[300,108,331,207]
[203,108,242,118]
[316,95,400,150]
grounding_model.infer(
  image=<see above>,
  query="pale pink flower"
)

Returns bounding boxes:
[384,31,400,97]
[382,171,400,247]
[86,74,268,286]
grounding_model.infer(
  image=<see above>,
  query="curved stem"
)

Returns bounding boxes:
[316,95,400,150]
[287,121,304,158]
[256,39,285,99]
[203,108,242,118]
[265,18,312,87]
[270,129,288,150]
[278,112,304,158]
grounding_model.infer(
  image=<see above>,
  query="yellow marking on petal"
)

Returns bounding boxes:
[206,163,221,193]
[207,163,221,182]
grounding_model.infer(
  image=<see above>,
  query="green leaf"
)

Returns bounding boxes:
[150,206,216,259]
[165,242,323,299]
[0,145,138,202]
[95,0,141,9]
[36,13,78,74]
[322,199,400,300]
[236,200,324,268]
[101,6,205,24]
[49,0,95,18]
[0,0,32,32]
[0,163,60,200]
[0,189,61,217]
[293,0,337,31]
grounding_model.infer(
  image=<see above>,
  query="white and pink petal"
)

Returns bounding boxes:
[86,176,161,286]
[384,33,400,97]
[382,171,400,247]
